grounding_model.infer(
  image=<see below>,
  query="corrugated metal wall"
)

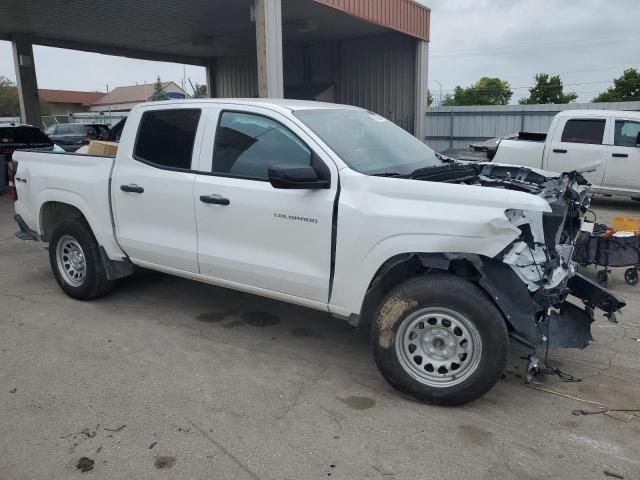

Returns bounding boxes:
[313,0,430,41]
[426,101,640,153]
[337,33,417,133]
[214,33,418,133]
[214,54,258,98]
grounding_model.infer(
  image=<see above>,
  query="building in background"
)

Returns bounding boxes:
[38,89,105,115]
[89,82,188,112]
[3,1,430,138]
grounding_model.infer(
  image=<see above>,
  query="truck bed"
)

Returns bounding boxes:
[492,136,546,168]
[12,150,123,259]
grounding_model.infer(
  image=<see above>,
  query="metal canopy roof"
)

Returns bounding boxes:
[0,0,428,65]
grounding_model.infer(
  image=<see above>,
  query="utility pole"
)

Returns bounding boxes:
[433,80,443,106]
[106,84,112,126]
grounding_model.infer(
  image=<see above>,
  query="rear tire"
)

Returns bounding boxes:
[371,274,508,406]
[49,219,114,300]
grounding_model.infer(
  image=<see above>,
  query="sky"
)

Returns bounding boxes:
[0,0,637,104]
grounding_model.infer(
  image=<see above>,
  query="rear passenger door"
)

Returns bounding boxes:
[111,108,204,272]
[193,107,338,303]
[545,117,608,185]
[604,118,640,191]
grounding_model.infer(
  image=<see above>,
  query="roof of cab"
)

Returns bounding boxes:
[131,98,363,114]
[556,109,640,119]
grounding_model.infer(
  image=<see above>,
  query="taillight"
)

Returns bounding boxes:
[7,160,17,201]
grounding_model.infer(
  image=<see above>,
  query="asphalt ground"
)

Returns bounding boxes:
[1,193,639,480]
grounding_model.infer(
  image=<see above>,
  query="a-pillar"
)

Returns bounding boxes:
[12,35,42,127]
[254,0,284,98]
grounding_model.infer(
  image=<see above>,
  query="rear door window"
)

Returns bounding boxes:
[560,119,606,145]
[133,109,201,170]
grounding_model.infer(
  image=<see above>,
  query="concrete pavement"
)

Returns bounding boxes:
[1,194,639,479]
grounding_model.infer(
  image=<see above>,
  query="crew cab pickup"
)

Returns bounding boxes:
[492,110,640,199]
[11,100,624,405]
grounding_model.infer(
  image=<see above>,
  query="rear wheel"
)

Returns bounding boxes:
[49,220,113,300]
[371,274,508,406]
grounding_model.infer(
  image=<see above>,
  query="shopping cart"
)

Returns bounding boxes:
[573,214,640,286]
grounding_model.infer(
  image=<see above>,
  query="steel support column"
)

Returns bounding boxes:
[11,35,41,127]
[205,58,216,98]
[254,0,283,98]
[414,40,429,140]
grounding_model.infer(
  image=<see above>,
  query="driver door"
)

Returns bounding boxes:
[193,107,338,303]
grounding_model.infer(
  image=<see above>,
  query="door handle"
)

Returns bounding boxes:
[120,184,144,193]
[200,194,230,206]
[553,149,568,154]
[612,153,629,158]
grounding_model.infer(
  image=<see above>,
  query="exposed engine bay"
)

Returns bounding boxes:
[408,160,626,350]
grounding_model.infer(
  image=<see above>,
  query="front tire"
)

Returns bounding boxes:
[49,220,114,300]
[371,274,508,406]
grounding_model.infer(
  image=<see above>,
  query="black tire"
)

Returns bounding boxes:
[49,219,114,300]
[624,268,638,286]
[596,270,609,286]
[371,274,508,406]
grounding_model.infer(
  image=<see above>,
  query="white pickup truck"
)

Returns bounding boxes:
[10,99,624,405]
[493,110,640,199]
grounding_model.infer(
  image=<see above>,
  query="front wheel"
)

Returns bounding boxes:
[49,219,114,300]
[371,275,508,406]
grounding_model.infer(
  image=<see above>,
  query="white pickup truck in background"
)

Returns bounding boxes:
[492,110,640,199]
[9,99,624,405]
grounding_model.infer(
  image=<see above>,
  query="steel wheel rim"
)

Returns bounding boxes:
[56,235,86,287]
[395,307,482,387]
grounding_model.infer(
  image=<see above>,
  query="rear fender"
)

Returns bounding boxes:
[37,189,124,260]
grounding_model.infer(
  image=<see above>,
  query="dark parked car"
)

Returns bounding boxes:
[1,124,54,192]
[46,123,110,152]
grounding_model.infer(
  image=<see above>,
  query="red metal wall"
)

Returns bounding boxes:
[313,0,430,42]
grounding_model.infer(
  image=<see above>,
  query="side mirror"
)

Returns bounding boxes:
[268,165,330,189]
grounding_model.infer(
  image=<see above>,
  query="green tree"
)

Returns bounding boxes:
[427,90,434,107]
[0,76,20,116]
[592,68,640,102]
[190,82,208,98]
[0,76,50,119]
[442,77,513,106]
[519,73,577,104]
[150,76,170,101]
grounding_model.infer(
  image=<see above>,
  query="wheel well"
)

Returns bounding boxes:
[360,253,489,327]
[40,202,88,242]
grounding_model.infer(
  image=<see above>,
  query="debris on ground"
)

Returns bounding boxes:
[148,441,158,449]
[77,457,94,473]
[103,424,126,432]
[603,468,625,479]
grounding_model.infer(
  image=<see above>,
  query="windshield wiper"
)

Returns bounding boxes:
[370,172,404,177]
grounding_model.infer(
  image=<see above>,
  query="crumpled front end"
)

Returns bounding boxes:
[488,167,625,348]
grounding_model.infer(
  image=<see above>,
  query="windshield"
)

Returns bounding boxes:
[294,109,442,175]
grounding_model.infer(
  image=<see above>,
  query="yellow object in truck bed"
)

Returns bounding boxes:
[87,140,119,157]
[612,216,639,234]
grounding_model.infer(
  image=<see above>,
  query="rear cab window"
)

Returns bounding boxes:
[0,127,52,145]
[133,109,201,170]
[560,119,606,145]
